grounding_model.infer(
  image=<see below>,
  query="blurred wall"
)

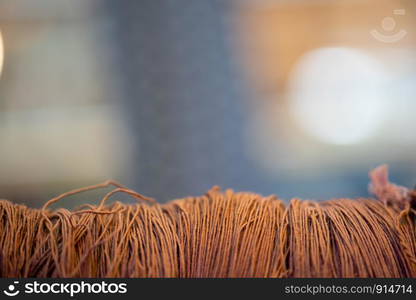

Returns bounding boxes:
[0,0,415,208]
[105,0,264,201]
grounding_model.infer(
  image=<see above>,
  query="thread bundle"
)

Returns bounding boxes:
[0,165,415,278]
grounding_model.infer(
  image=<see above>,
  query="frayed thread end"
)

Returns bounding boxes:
[369,165,412,209]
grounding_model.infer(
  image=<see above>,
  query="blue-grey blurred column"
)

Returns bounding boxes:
[103,0,264,201]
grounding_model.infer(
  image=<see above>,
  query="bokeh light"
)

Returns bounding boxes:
[288,47,390,145]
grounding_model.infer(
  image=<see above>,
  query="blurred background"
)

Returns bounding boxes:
[0,0,415,208]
